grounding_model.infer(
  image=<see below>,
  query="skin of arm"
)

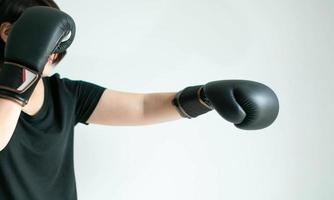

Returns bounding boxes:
[0,99,21,151]
[87,89,182,126]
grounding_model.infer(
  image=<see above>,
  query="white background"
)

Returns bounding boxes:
[55,0,334,199]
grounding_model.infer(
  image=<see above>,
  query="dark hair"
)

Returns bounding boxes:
[0,0,66,66]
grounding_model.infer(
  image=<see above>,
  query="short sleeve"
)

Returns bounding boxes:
[73,80,106,125]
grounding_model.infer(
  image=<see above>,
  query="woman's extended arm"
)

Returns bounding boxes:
[87,79,279,130]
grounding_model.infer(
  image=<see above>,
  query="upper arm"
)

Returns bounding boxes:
[86,89,146,126]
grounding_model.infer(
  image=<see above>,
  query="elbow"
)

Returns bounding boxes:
[0,140,9,151]
[0,144,7,152]
[0,133,12,152]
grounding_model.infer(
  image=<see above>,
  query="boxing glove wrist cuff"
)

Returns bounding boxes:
[0,93,27,106]
[172,85,213,118]
[0,62,41,106]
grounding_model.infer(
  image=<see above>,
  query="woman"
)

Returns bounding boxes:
[0,0,279,199]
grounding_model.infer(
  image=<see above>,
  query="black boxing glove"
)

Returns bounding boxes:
[172,80,279,130]
[0,6,75,106]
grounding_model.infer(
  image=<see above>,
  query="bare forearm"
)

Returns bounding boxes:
[87,90,183,126]
[142,92,182,125]
[0,98,21,151]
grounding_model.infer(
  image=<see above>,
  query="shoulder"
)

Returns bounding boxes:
[44,73,79,96]
[45,73,106,98]
[47,73,75,85]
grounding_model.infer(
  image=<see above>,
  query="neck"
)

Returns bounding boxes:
[21,79,45,116]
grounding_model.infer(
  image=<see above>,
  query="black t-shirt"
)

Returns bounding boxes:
[0,73,106,200]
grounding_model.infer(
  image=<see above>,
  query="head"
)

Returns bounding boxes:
[0,0,65,76]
